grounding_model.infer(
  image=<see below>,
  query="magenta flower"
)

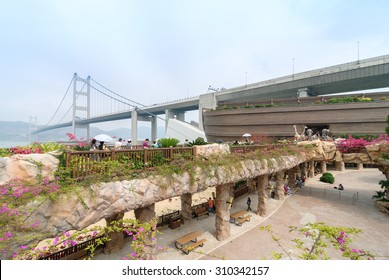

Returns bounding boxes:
[20,245,27,250]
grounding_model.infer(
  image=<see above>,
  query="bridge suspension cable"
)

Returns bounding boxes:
[44,75,75,126]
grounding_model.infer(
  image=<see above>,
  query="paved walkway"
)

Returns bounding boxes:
[94,168,389,260]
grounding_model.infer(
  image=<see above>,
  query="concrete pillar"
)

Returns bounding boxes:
[199,92,217,131]
[320,161,327,174]
[176,111,185,122]
[335,161,345,172]
[274,171,285,200]
[181,193,192,224]
[134,204,156,223]
[256,175,268,216]
[151,116,157,141]
[131,109,138,145]
[215,184,231,241]
[356,162,364,170]
[104,212,124,254]
[165,109,175,131]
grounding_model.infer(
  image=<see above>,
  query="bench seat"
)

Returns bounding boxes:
[235,215,251,226]
[183,239,207,255]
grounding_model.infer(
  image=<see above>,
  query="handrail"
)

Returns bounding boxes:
[65,147,195,179]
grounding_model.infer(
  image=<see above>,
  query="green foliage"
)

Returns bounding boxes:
[325,96,374,104]
[158,138,180,147]
[260,223,375,260]
[372,180,389,202]
[188,137,208,146]
[319,172,335,184]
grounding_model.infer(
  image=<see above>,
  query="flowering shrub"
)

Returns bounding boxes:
[0,177,62,259]
[336,134,389,153]
[260,222,375,260]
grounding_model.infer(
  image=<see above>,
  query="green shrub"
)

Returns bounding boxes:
[188,137,208,146]
[319,172,335,184]
[158,138,180,147]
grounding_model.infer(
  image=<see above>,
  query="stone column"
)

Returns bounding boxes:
[134,204,156,223]
[320,161,327,174]
[300,162,308,179]
[335,161,345,172]
[104,212,124,254]
[256,175,268,216]
[215,184,231,241]
[308,160,315,178]
[274,171,285,200]
[287,167,298,191]
[181,193,193,224]
[247,178,256,193]
[356,162,364,170]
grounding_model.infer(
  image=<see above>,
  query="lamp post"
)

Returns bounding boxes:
[357,41,360,63]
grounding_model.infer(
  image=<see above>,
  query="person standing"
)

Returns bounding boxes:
[208,197,215,213]
[126,139,132,149]
[114,138,123,150]
[142,138,149,149]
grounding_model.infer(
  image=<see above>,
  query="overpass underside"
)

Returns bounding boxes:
[217,58,389,103]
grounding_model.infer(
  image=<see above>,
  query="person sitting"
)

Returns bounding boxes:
[284,185,292,195]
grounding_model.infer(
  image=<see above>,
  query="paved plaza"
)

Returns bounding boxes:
[94,168,389,260]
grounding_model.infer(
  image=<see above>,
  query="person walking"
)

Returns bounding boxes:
[247,196,252,211]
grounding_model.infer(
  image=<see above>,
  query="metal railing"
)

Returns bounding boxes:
[39,235,105,260]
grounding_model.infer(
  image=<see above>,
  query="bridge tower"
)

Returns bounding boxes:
[29,116,38,143]
[72,73,91,140]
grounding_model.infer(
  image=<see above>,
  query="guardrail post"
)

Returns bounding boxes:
[143,149,147,169]
[65,150,71,168]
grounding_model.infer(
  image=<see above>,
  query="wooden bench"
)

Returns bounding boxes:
[174,230,202,249]
[235,215,252,226]
[193,206,209,220]
[183,239,207,255]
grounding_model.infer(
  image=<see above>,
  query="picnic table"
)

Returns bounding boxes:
[230,210,251,226]
[174,230,202,249]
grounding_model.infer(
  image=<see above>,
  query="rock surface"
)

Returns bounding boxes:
[2,141,389,258]
[0,154,59,184]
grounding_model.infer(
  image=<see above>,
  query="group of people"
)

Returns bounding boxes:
[90,138,132,152]
[142,138,162,149]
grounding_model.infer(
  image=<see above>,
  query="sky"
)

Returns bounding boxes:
[1,0,389,131]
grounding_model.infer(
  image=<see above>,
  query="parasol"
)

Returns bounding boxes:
[94,134,113,142]
[242,133,251,138]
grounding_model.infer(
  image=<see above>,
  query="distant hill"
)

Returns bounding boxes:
[0,121,165,144]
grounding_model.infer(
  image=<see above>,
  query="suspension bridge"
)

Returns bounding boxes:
[33,54,389,143]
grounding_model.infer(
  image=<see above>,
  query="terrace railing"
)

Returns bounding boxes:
[65,147,196,179]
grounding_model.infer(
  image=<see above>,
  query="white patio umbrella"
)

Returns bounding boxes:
[93,134,113,142]
[242,133,251,138]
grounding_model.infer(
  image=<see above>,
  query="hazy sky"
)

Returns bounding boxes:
[1,0,389,130]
